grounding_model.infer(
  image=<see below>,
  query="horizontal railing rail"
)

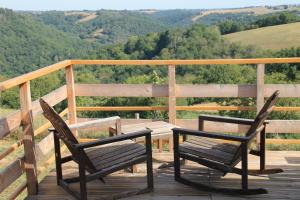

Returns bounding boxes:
[0,57,300,199]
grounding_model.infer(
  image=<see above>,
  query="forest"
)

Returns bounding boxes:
[1,6,300,125]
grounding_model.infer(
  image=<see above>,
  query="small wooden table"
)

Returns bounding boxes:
[110,121,178,152]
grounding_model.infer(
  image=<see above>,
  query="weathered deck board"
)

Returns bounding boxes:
[28,151,300,200]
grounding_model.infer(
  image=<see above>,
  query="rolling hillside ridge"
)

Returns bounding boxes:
[224,22,300,50]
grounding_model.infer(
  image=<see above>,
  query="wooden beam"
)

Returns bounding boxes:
[168,65,176,152]
[70,58,300,66]
[65,65,77,127]
[256,64,265,146]
[19,81,38,195]
[75,84,168,97]
[265,84,300,98]
[0,140,23,160]
[0,109,68,162]
[7,181,27,200]
[177,84,256,97]
[168,65,176,124]
[77,106,168,111]
[0,157,25,193]
[175,106,255,111]
[266,139,300,145]
[176,119,300,134]
[0,60,71,91]
[75,83,300,98]
[0,86,67,139]
[76,106,300,112]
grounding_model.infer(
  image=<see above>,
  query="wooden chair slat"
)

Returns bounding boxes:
[94,147,146,170]
[180,143,234,164]
[187,136,239,154]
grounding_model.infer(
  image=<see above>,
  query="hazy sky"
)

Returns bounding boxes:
[0,0,299,11]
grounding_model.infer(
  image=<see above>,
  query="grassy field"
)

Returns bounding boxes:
[224,22,300,50]
[0,107,16,117]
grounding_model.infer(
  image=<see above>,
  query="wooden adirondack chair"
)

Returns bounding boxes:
[39,99,153,200]
[172,90,283,195]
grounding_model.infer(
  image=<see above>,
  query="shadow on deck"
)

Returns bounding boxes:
[28,151,300,200]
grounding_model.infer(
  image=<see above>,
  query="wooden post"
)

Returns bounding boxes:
[256,64,265,147]
[19,81,38,195]
[66,65,77,132]
[168,65,176,151]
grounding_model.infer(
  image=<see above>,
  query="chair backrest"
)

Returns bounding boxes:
[230,90,279,166]
[39,98,96,171]
[246,90,279,138]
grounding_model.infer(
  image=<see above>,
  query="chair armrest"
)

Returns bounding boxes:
[75,129,152,149]
[199,114,254,125]
[173,128,250,142]
[48,116,120,132]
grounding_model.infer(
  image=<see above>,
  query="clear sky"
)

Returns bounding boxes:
[0,0,299,11]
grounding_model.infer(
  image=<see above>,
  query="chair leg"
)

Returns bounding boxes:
[53,132,62,185]
[255,126,283,175]
[260,126,266,171]
[79,151,87,200]
[146,133,153,189]
[173,132,181,181]
[241,142,248,192]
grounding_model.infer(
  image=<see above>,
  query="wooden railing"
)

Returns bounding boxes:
[1,58,300,198]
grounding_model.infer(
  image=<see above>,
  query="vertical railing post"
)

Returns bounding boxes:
[66,65,77,131]
[168,65,176,151]
[19,81,38,195]
[256,63,265,147]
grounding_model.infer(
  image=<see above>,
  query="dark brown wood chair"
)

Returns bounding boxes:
[39,99,153,200]
[173,90,283,195]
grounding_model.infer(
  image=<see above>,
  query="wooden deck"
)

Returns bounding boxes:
[28,151,300,200]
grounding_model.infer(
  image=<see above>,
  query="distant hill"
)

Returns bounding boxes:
[223,22,300,50]
[34,10,170,44]
[32,5,300,44]
[191,5,299,21]
[0,8,101,76]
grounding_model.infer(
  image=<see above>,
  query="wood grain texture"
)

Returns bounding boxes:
[256,64,265,145]
[75,83,300,98]
[265,84,300,97]
[77,106,300,112]
[75,84,168,97]
[19,81,38,195]
[65,65,77,126]
[0,157,25,193]
[177,119,300,134]
[168,65,176,125]
[71,58,300,66]
[177,84,256,97]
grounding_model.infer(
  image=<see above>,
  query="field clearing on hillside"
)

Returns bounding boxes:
[64,11,98,23]
[224,22,300,50]
[192,6,277,21]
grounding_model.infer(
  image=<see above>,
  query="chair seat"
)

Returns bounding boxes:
[179,136,240,165]
[85,140,146,171]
